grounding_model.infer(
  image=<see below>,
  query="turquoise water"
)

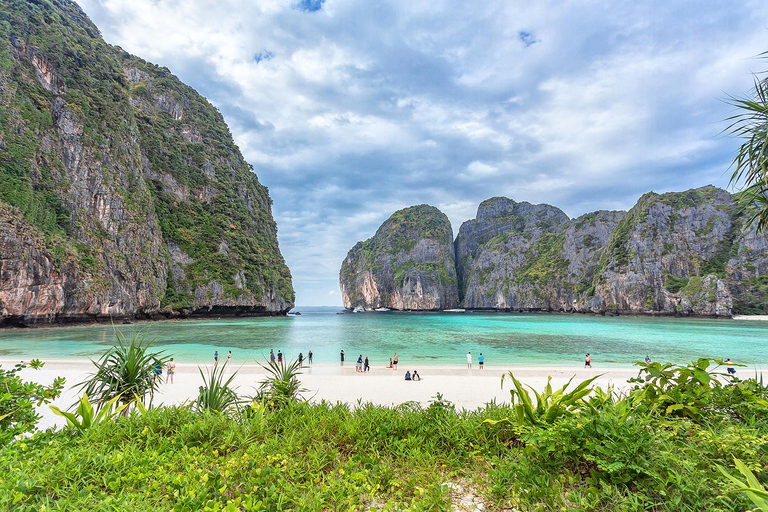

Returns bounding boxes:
[0,308,767,369]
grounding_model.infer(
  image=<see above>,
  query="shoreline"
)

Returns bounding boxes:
[12,360,641,431]
[4,308,768,330]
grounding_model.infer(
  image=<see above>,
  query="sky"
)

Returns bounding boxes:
[77,0,768,306]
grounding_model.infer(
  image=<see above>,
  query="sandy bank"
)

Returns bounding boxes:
[732,315,768,321]
[4,359,643,431]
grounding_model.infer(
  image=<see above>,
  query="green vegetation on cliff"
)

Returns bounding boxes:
[0,0,293,316]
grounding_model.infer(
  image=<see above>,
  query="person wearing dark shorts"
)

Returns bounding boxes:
[340,350,345,366]
[393,353,398,369]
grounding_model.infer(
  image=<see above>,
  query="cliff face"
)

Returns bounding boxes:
[588,186,767,316]
[455,198,624,310]
[0,0,293,325]
[340,205,459,310]
[342,186,768,317]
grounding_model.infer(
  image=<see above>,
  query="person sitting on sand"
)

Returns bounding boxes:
[412,370,421,381]
[404,370,411,381]
[165,358,176,384]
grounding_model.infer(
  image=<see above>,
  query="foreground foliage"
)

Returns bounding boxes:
[1,360,767,510]
[0,359,63,445]
[726,51,768,234]
[77,329,167,412]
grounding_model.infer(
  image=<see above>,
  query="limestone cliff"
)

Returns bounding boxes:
[340,205,459,310]
[342,186,768,317]
[0,0,293,326]
[456,199,623,311]
[588,186,767,316]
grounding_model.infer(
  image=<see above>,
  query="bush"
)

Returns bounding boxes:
[0,360,64,445]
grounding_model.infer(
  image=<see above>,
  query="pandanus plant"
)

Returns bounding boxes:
[77,328,168,413]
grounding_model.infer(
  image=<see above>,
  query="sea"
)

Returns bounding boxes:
[0,307,766,370]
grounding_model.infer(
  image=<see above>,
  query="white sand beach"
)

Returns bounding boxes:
[732,315,768,321]
[8,359,641,431]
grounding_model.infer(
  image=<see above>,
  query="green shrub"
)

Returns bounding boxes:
[0,360,64,445]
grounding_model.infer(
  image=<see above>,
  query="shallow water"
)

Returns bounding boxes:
[0,308,766,369]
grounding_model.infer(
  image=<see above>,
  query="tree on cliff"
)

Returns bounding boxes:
[726,52,768,234]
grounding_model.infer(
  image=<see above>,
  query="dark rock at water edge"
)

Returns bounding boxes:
[0,1,293,326]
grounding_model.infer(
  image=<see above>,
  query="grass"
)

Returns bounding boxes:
[1,361,767,510]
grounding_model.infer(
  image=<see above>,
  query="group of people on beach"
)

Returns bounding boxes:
[152,358,175,384]
[269,348,314,368]
[466,351,484,369]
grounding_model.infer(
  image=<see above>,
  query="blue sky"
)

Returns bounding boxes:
[78,0,768,306]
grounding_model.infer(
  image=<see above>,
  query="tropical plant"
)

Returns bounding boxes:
[252,358,307,410]
[195,364,243,414]
[628,358,731,420]
[50,393,127,432]
[725,53,768,234]
[718,458,768,511]
[77,329,168,412]
[485,372,601,427]
[0,359,64,445]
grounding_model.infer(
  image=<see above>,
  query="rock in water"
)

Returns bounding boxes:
[340,205,459,310]
[343,186,768,317]
[0,1,293,325]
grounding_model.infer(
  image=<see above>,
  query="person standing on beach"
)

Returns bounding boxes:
[298,352,304,368]
[364,356,370,372]
[393,353,398,369]
[153,360,162,383]
[214,350,219,367]
[226,351,231,369]
[340,350,345,366]
[277,350,283,364]
[166,358,176,384]
[645,354,651,365]
[270,349,275,365]
[356,354,363,372]
[726,358,736,374]
[585,353,592,368]
[467,351,472,369]
[478,353,484,369]
[308,350,313,365]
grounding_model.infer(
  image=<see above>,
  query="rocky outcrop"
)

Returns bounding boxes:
[0,0,293,326]
[456,198,623,311]
[587,186,764,316]
[340,205,459,310]
[342,186,768,317]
